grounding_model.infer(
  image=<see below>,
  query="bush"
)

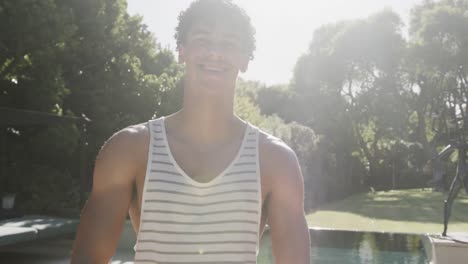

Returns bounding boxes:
[17,164,79,213]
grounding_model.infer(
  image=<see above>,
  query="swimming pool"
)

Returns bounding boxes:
[0,227,429,263]
[257,229,428,263]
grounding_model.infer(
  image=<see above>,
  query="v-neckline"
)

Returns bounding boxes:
[160,117,250,186]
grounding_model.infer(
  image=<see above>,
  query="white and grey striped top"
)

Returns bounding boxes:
[134,117,262,264]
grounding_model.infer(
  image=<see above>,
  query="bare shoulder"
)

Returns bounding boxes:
[257,129,303,194]
[93,122,150,189]
[100,122,149,156]
[258,130,299,175]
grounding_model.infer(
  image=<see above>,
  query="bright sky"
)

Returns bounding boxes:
[127,0,422,86]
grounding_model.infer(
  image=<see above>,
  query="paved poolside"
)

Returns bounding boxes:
[0,238,135,264]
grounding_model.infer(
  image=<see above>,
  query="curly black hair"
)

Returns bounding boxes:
[174,0,256,60]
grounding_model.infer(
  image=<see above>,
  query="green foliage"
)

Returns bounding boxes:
[251,1,468,205]
[234,92,265,126]
[235,83,333,209]
[2,123,81,212]
[0,0,180,213]
[0,0,74,111]
[17,164,80,212]
[408,0,468,144]
[256,85,297,123]
[290,10,411,192]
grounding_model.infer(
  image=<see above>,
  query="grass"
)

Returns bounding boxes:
[306,188,468,234]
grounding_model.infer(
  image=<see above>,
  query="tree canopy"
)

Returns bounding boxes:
[0,0,181,212]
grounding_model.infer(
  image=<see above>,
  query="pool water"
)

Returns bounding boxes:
[0,228,428,263]
[257,229,428,263]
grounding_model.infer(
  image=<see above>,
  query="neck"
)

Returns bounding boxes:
[169,81,243,146]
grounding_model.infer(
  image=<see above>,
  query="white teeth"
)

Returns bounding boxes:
[202,65,224,72]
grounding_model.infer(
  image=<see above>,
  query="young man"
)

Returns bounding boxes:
[71,0,310,263]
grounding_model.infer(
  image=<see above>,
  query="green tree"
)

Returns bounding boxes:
[0,0,180,211]
[292,10,409,191]
[408,0,468,152]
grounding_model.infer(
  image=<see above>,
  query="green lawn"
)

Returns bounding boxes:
[306,189,468,234]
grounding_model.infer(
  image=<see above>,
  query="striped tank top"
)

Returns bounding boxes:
[134,117,262,264]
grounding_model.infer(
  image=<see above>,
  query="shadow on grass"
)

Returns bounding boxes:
[314,189,468,224]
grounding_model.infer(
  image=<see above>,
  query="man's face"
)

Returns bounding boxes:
[178,20,250,94]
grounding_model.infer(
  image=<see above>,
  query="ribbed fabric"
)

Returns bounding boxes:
[134,117,262,264]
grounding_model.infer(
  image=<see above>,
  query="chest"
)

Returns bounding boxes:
[167,135,243,183]
[131,121,271,235]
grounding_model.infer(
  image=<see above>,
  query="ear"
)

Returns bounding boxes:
[239,56,249,73]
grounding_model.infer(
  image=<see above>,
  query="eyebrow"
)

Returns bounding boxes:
[190,30,240,41]
[190,27,211,36]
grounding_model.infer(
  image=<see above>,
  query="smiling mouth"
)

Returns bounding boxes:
[198,64,227,73]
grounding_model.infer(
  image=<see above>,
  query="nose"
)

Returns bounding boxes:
[204,42,226,59]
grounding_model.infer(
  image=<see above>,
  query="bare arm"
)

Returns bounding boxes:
[71,125,147,263]
[262,136,311,263]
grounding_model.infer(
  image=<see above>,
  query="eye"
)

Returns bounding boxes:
[190,37,209,48]
[221,40,240,51]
